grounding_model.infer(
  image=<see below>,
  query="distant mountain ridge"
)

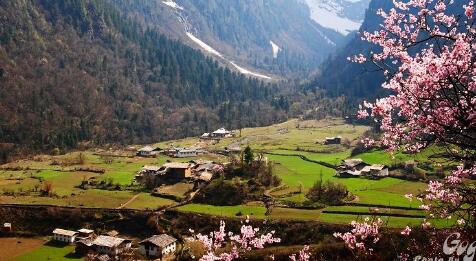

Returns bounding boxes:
[111,0,371,78]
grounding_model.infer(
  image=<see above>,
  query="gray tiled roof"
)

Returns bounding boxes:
[140,234,177,248]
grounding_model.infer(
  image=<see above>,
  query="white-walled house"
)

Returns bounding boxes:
[92,235,132,256]
[137,146,159,157]
[138,234,177,258]
[211,128,232,138]
[52,228,78,243]
[174,148,198,158]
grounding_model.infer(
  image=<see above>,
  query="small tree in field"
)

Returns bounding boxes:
[241,146,254,166]
[335,0,476,257]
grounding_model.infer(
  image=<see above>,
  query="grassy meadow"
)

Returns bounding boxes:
[0,118,452,228]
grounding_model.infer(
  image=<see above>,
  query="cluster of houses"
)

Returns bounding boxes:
[137,145,206,158]
[336,159,389,178]
[52,227,177,259]
[200,128,234,140]
[135,160,223,187]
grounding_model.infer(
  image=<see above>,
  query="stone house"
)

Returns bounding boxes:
[138,234,177,258]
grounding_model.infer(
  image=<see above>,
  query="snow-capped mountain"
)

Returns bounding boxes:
[112,0,371,79]
[303,0,370,35]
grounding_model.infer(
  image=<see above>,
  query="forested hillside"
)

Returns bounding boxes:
[0,0,288,156]
[112,0,347,78]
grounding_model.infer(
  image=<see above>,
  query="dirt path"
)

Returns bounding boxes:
[117,194,140,209]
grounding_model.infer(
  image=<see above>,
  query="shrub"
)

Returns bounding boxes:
[51,147,60,156]
[195,178,247,206]
[306,180,348,205]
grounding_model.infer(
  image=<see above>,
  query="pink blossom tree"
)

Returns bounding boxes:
[353,0,476,227]
[334,0,476,256]
[333,217,384,256]
[189,217,311,260]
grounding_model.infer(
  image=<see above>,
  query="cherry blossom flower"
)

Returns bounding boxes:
[333,218,383,255]
[190,218,311,260]
[401,226,412,236]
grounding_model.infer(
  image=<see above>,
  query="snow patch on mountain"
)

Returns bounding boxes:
[186,32,223,58]
[230,62,271,80]
[303,0,368,35]
[270,41,281,59]
[162,0,183,10]
[186,33,272,79]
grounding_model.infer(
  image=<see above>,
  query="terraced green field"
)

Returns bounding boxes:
[0,118,451,229]
[268,154,427,207]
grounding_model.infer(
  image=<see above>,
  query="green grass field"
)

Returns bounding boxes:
[268,154,427,207]
[13,243,80,261]
[0,118,450,228]
[177,203,268,218]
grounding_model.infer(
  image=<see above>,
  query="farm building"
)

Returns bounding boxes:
[135,165,163,184]
[137,146,160,157]
[53,228,78,243]
[211,128,233,138]
[174,148,199,158]
[337,169,363,178]
[360,164,389,178]
[162,163,193,179]
[77,228,95,240]
[138,234,177,258]
[163,147,204,158]
[324,136,342,145]
[336,159,389,178]
[190,161,220,182]
[91,235,132,256]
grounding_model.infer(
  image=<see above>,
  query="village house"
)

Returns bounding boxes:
[163,147,204,158]
[200,132,211,140]
[324,136,342,145]
[53,228,78,243]
[211,128,233,138]
[138,234,177,259]
[136,162,194,185]
[77,228,95,240]
[136,160,222,187]
[190,160,220,182]
[174,148,199,158]
[358,164,389,178]
[76,238,95,255]
[162,162,193,180]
[137,146,160,157]
[91,235,132,256]
[336,159,389,178]
[135,165,162,184]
